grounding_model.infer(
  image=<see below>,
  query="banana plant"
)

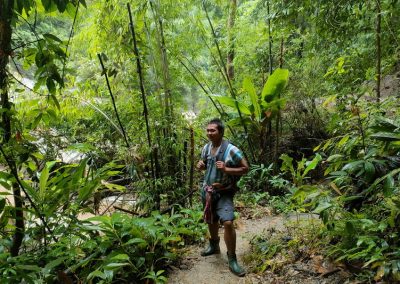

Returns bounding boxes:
[212,68,289,127]
[211,68,289,162]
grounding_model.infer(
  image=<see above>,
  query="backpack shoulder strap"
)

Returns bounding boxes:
[203,142,211,162]
[216,139,230,162]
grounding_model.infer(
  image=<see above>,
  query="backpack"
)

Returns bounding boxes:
[204,139,242,192]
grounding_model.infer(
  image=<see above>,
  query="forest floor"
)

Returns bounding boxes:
[167,210,355,284]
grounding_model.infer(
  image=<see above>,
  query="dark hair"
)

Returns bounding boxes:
[208,118,225,135]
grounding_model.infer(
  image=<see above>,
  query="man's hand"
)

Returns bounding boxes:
[215,161,226,172]
[217,159,249,176]
[197,160,206,170]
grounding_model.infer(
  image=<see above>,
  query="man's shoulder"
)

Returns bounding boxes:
[224,143,244,162]
[226,142,242,154]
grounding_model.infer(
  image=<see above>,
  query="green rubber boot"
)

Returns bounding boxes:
[201,238,220,256]
[227,253,245,277]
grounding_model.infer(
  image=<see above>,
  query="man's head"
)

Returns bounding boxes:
[206,118,224,143]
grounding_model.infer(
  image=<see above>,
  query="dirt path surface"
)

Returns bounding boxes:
[167,214,350,284]
[167,215,291,284]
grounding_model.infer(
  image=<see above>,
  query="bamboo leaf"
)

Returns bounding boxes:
[43,33,63,43]
[337,135,350,147]
[329,182,342,195]
[327,154,344,162]
[20,180,39,201]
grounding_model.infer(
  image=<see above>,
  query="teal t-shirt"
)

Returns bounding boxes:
[201,142,243,190]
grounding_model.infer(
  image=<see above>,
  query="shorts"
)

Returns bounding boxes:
[202,189,235,223]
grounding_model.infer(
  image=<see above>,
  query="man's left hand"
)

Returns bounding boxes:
[215,161,226,172]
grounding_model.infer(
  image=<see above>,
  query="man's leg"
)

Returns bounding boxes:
[223,220,245,276]
[223,220,236,254]
[209,222,219,240]
[217,193,245,277]
[201,222,220,256]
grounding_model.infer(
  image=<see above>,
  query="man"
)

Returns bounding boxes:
[197,118,249,277]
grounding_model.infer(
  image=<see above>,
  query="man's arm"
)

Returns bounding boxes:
[215,157,249,176]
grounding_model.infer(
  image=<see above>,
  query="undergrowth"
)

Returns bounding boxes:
[0,207,206,284]
[244,215,324,274]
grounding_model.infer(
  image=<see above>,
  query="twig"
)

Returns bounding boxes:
[113,205,140,215]
[100,192,125,216]
[61,3,79,82]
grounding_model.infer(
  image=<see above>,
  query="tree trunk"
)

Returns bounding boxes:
[0,0,24,256]
[227,0,236,81]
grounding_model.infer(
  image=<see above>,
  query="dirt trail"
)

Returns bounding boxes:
[167,215,291,284]
[168,214,350,284]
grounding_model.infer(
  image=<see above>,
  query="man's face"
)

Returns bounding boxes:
[206,123,223,143]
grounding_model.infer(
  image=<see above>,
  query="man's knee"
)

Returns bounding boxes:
[223,220,234,229]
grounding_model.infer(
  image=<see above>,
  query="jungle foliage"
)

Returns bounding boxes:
[0,0,399,282]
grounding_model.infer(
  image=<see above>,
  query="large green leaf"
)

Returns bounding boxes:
[211,95,251,115]
[261,98,288,113]
[313,201,333,214]
[371,117,400,132]
[39,166,49,200]
[243,77,260,119]
[302,154,322,178]
[363,161,375,182]
[342,160,364,172]
[370,132,400,141]
[261,68,289,103]
[225,116,252,128]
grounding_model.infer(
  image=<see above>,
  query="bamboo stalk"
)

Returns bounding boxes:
[227,0,236,81]
[188,126,194,206]
[376,0,381,103]
[127,3,156,181]
[275,37,284,166]
[267,0,273,75]
[149,1,173,119]
[175,55,236,137]
[97,53,130,148]
[266,0,273,164]
[202,1,255,162]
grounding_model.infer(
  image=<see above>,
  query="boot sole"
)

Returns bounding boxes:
[201,250,221,256]
[229,267,246,277]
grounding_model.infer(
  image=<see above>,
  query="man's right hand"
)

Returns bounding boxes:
[197,160,206,170]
